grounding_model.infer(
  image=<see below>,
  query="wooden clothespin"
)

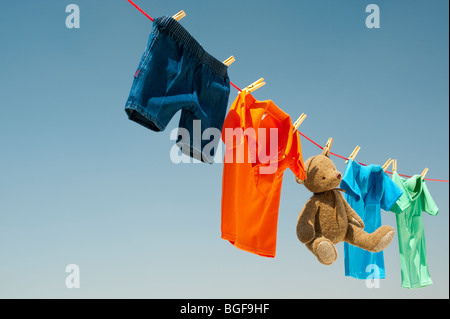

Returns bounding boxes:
[223,56,235,67]
[392,159,397,172]
[420,168,429,180]
[173,10,186,21]
[322,137,333,156]
[294,113,307,131]
[345,145,360,164]
[382,158,393,171]
[243,78,266,93]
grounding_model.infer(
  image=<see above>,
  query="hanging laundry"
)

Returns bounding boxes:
[389,172,439,289]
[340,160,403,279]
[221,90,306,258]
[124,16,231,163]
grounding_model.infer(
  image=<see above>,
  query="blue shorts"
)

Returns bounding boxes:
[125,16,231,163]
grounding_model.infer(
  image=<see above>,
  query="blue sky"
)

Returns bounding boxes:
[0,0,448,298]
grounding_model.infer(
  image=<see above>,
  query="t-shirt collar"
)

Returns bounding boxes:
[242,91,294,163]
[404,174,423,201]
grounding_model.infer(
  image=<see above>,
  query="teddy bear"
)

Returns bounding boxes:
[295,142,395,265]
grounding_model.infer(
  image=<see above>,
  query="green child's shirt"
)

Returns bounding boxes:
[390,172,439,289]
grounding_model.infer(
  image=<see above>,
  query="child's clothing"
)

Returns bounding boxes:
[340,160,403,279]
[125,16,231,163]
[390,172,439,289]
[221,90,305,258]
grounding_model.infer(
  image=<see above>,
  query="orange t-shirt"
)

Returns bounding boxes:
[221,91,306,258]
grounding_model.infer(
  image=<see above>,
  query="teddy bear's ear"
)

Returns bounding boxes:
[295,176,305,185]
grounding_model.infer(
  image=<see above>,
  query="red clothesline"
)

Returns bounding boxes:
[128,0,154,21]
[126,0,449,183]
[297,131,448,182]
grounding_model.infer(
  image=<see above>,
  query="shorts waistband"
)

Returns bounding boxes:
[154,16,228,79]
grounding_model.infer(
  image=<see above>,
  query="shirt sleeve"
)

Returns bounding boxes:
[380,172,404,211]
[339,160,361,201]
[421,181,439,216]
[289,131,306,180]
[389,172,411,214]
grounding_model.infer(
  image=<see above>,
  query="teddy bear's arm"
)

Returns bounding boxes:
[296,198,318,244]
[338,192,365,229]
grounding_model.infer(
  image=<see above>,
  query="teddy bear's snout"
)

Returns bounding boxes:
[336,173,342,180]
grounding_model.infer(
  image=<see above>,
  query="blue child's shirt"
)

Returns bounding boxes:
[340,160,403,280]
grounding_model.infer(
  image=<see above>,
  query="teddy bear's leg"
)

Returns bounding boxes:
[345,224,395,253]
[306,237,338,265]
